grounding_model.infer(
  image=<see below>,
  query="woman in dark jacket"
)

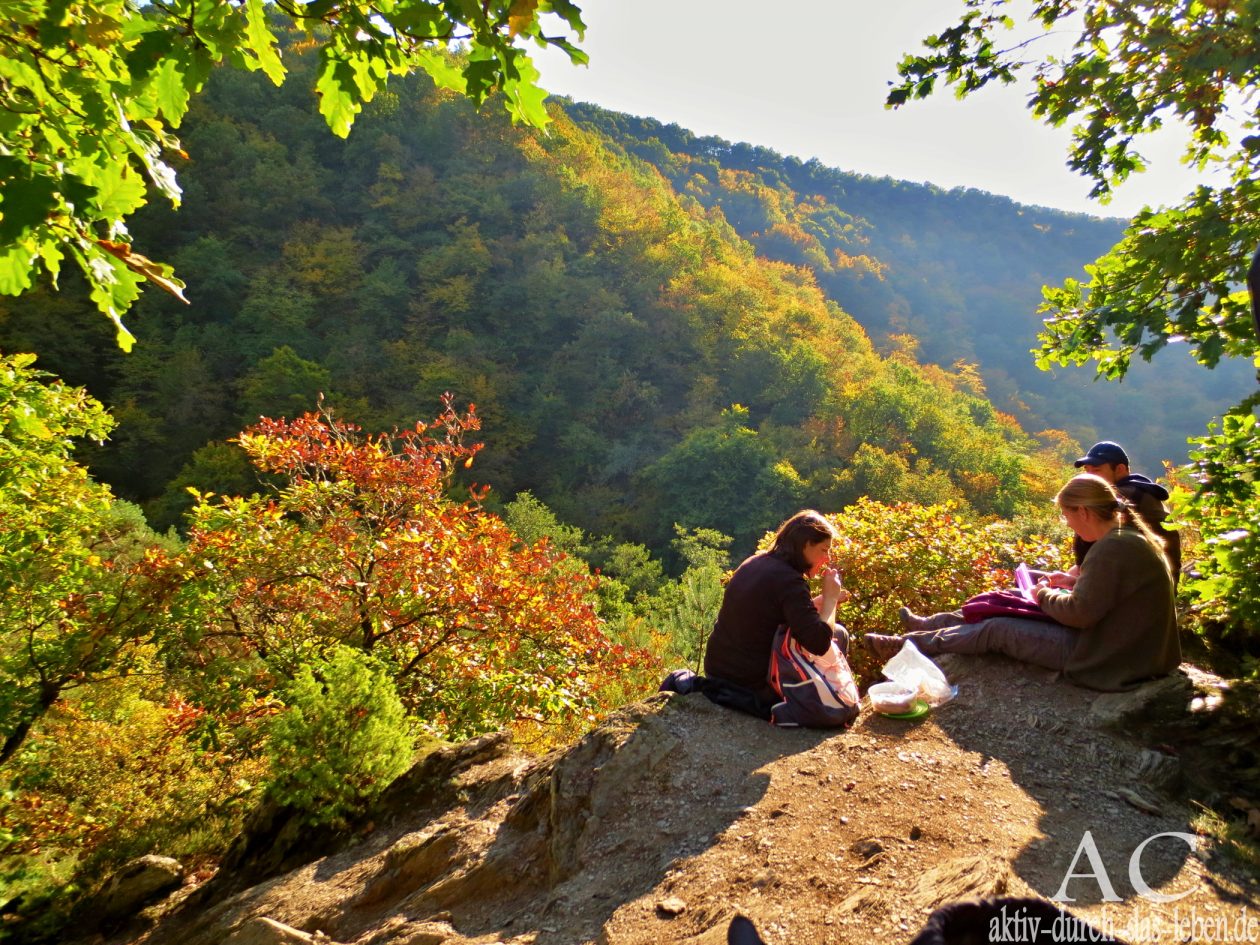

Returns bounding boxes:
[702,510,848,718]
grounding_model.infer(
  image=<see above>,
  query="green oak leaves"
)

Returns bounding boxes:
[0,0,586,346]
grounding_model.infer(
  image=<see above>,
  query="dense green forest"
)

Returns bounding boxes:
[0,47,1072,558]
[563,104,1257,473]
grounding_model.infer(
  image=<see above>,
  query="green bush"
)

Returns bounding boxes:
[629,525,733,670]
[265,646,414,826]
[1175,408,1260,658]
[826,499,1068,677]
[636,564,727,672]
[0,676,263,938]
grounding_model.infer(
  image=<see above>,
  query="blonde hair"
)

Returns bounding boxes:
[1056,473,1168,570]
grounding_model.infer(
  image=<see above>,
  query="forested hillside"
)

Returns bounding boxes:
[564,105,1257,472]
[0,45,1067,556]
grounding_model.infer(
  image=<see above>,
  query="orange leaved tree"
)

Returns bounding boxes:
[184,397,639,738]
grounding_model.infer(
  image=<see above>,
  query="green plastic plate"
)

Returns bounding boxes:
[879,701,931,720]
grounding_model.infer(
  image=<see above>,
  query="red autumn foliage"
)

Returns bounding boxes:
[183,397,652,737]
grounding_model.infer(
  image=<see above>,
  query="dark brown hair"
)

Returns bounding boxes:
[768,509,837,573]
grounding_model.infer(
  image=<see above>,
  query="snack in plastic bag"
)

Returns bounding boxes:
[877,639,956,707]
[867,680,921,714]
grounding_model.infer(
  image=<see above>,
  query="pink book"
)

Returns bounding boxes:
[1015,563,1036,602]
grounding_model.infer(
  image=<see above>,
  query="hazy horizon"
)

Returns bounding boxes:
[532,0,1218,220]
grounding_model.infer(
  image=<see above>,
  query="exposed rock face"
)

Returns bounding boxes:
[94,659,1253,945]
[908,855,1011,911]
[536,703,683,884]
[222,916,342,945]
[81,855,185,928]
[352,825,460,909]
[187,731,515,915]
[376,731,514,813]
[1089,673,1194,728]
[108,698,694,945]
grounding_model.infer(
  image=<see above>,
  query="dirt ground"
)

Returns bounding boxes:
[111,653,1260,945]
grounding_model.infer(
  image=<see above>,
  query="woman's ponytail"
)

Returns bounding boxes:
[1119,499,1172,576]
[1059,475,1170,576]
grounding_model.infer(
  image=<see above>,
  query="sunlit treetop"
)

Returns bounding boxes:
[888,0,1260,379]
[0,0,586,348]
[888,0,1259,200]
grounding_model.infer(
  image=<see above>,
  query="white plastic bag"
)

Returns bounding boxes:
[877,640,956,707]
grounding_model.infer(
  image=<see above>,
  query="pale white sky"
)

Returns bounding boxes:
[532,0,1215,219]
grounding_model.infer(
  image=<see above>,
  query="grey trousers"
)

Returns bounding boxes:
[902,616,1079,672]
[914,610,964,630]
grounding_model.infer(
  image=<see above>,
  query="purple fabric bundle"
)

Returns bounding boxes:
[960,590,1055,624]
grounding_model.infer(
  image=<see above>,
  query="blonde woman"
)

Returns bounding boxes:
[865,474,1180,691]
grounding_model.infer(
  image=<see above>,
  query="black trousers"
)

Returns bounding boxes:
[659,668,776,721]
[697,675,776,721]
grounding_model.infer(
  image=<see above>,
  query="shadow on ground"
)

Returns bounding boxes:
[928,654,1204,907]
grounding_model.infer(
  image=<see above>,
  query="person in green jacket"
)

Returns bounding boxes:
[865,473,1180,692]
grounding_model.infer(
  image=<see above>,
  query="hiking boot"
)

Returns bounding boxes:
[659,668,701,695]
[898,606,927,632]
[863,633,905,663]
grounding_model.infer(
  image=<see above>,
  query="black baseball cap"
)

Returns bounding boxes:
[1074,441,1130,468]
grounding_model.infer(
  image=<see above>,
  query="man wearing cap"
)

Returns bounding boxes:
[1073,440,1181,582]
